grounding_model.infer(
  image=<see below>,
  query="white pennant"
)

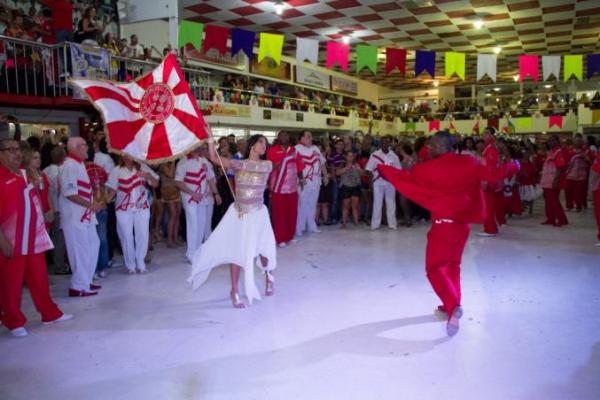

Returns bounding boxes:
[296,37,319,65]
[542,55,561,81]
[477,54,497,82]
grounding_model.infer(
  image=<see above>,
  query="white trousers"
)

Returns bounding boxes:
[296,182,320,235]
[203,203,214,242]
[63,223,100,291]
[371,182,397,229]
[116,209,150,272]
[184,202,207,262]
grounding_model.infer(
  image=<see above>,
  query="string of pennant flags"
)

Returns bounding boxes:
[179,21,600,82]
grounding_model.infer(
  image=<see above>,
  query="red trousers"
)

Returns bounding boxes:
[565,179,587,210]
[494,191,507,225]
[271,192,298,244]
[543,188,568,226]
[594,190,600,241]
[507,187,523,216]
[426,220,470,317]
[0,252,62,330]
[483,190,498,234]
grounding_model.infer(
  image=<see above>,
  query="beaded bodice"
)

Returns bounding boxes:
[232,159,272,213]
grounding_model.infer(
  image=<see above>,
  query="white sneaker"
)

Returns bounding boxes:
[10,327,28,337]
[43,313,74,325]
[290,238,298,243]
[277,242,287,248]
[310,228,322,233]
[370,226,379,231]
[477,232,497,237]
[98,270,108,278]
[389,226,398,231]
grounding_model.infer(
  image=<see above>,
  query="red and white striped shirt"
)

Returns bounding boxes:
[267,144,303,194]
[366,149,401,185]
[295,144,325,186]
[106,164,157,211]
[59,154,97,226]
[175,155,215,205]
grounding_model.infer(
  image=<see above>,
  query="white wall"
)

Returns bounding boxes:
[119,0,173,23]
[121,19,170,55]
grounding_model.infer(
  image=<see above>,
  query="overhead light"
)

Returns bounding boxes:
[513,75,519,82]
[432,80,439,87]
[474,20,484,30]
[342,35,350,44]
[544,84,552,89]
[493,46,501,54]
[493,87,501,92]
[496,98,500,102]
[274,0,285,15]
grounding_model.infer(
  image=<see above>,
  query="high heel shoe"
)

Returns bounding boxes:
[265,276,274,297]
[230,292,246,309]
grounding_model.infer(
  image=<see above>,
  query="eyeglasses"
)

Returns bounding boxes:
[0,147,21,154]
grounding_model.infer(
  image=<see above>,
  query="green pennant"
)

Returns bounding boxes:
[563,55,583,81]
[405,121,416,131]
[517,117,532,129]
[356,44,378,74]
[178,20,204,51]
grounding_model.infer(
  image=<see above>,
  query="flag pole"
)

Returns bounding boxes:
[210,122,237,204]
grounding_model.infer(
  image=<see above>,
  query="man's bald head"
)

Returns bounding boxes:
[429,131,453,158]
[67,137,88,160]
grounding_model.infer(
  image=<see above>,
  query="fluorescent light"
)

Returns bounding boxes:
[493,46,501,54]
[432,80,439,87]
[544,84,552,89]
[342,35,350,44]
[513,75,519,82]
[274,0,284,15]
[474,20,484,30]
[493,87,501,92]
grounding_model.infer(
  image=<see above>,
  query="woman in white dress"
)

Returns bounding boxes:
[188,134,276,308]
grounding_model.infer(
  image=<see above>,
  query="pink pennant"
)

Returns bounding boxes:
[428,119,440,132]
[549,115,563,129]
[519,55,539,81]
[326,41,349,71]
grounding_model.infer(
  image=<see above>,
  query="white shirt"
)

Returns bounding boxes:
[94,152,115,175]
[295,144,325,186]
[106,164,158,212]
[43,163,61,212]
[59,156,97,227]
[175,156,215,206]
[366,149,401,185]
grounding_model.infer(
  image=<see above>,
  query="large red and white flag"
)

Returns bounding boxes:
[70,53,209,163]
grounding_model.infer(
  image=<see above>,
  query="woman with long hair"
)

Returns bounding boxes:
[336,151,362,228]
[24,149,54,230]
[157,161,181,248]
[189,133,276,309]
[75,6,101,44]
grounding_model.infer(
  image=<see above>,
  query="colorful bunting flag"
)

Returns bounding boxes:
[517,117,533,129]
[448,121,456,133]
[258,32,284,65]
[587,54,600,79]
[415,50,435,77]
[472,120,480,134]
[405,121,416,131]
[542,55,560,81]
[549,115,563,129]
[202,25,229,55]
[503,119,515,134]
[231,28,256,59]
[477,54,497,81]
[296,37,319,65]
[178,20,203,51]
[592,110,600,124]
[356,44,378,74]
[386,48,406,75]
[519,55,539,81]
[445,52,465,80]
[428,120,440,132]
[564,55,583,81]
[326,41,349,71]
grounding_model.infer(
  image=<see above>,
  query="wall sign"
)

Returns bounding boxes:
[295,66,330,90]
[331,76,358,95]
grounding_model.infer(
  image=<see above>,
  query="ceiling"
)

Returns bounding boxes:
[180,0,600,90]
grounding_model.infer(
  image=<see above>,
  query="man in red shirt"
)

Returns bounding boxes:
[266,131,303,247]
[540,135,568,227]
[479,128,502,237]
[378,131,498,336]
[564,134,592,212]
[0,137,72,338]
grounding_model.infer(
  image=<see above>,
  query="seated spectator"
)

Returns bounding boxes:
[125,34,144,59]
[253,80,265,95]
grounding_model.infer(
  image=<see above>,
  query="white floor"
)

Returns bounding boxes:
[1,209,599,400]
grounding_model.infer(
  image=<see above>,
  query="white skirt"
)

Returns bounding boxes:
[519,184,543,202]
[188,203,276,304]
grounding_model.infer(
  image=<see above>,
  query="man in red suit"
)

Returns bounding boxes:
[590,151,600,246]
[540,135,568,227]
[379,131,499,336]
[266,131,303,247]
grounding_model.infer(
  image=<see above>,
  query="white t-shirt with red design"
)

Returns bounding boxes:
[295,144,325,187]
[106,164,158,212]
[175,156,215,206]
[59,155,97,227]
[366,149,401,186]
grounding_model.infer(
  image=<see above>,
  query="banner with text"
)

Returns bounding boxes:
[331,76,358,95]
[70,43,110,99]
[295,66,330,90]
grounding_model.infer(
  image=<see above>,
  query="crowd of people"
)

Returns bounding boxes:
[1,113,599,337]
